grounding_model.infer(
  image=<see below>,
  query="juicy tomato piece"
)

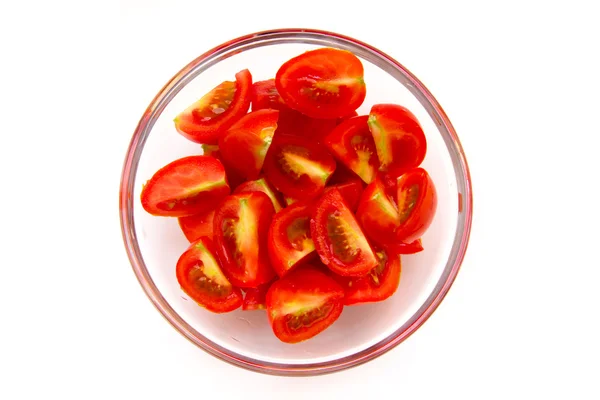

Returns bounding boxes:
[176,237,243,313]
[332,247,401,306]
[311,188,378,277]
[251,79,288,111]
[325,177,364,212]
[388,238,424,254]
[266,268,344,343]
[201,144,245,189]
[263,134,336,199]
[368,104,427,174]
[242,281,274,311]
[213,192,276,288]
[234,177,284,212]
[268,202,316,277]
[178,208,216,242]
[219,109,279,180]
[140,156,230,217]
[356,176,400,246]
[275,48,366,119]
[325,115,380,184]
[395,168,437,243]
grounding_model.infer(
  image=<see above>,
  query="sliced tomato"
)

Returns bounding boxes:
[311,188,378,277]
[242,281,274,311]
[268,202,316,277]
[219,109,279,180]
[140,156,230,217]
[176,237,242,313]
[325,178,364,212]
[263,134,336,199]
[275,48,366,119]
[251,79,288,111]
[325,116,380,184]
[356,176,400,246]
[395,168,437,243]
[234,177,284,212]
[388,238,424,254]
[201,144,245,189]
[178,208,216,242]
[266,268,344,343]
[368,104,427,174]
[284,196,298,206]
[332,247,401,306]
[213,192,276,288]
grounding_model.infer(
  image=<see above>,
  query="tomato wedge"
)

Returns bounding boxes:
[266,268,344,343]
[395,168,437,243]
[275,48,366,119]
[219,109,279,180]
[174,69,252,144]
[242,281,273,311]
[311,188,377,277]
[325,116,380,184]
[263,134,336,199]
[176,237,242,313]
[178,208,216,242]
[356,176,400,246]
[213,192,276,288]
[140,156,230,217]
[234,177,284,212]
[368,104,427,173]
[201,144,245,189]
[268,202,316,277]
[325,176,364,212]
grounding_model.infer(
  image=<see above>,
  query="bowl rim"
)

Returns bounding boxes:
[119,28,473,376]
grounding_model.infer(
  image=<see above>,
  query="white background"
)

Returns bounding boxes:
[1,0,599,399]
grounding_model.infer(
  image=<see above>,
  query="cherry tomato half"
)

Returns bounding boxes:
[234,177,284,212]
[178,208,216,242]
[356,175,400,247]
[395,168,437,243]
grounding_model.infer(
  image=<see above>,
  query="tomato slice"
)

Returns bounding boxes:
[263,134,336,199]
[234,177,284,212]
[213,192,276,288]
[388,238,424,254]
[174,69,252,144]
[266,268,344,343]
[176,237,243,313]
[242,281,274,311]
[219,109,279,180]
[140,156,230,217]
[332,247,401,306]
[395,168,437,243]
[201,144,245,189]
[356,176,400,246]
[368,104,427,174]
[311,188,378,277]
[325,177,364,212]
[325,115,380,184]
[178,208,216,242]
[251,79,288,111]
[275,48,366,119]
[268,202,316,277]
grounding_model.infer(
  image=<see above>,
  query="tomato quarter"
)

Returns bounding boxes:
[395,168,437,243]
[234,177,284,212]
[178,208,216,242]
[356,175,400,247]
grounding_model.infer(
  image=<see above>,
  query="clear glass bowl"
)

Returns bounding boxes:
[119,29,473,375]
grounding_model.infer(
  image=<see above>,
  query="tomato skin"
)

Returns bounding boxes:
[325,176,364,212]
[234,177,284,212]
[140,156,230,217]
[176,237,243,313]
[368,104,427,174]
[395,168,437,243]
[251,79,287,111]
[266,268,344,343]
[356,176,400,247]
[268,202,316,277]
[175,69,252,144]
[388,238,424,254]
[276,48,366,119]
[178,208,216,242]
[242,281,274,310]
[311,188,378,277]
[213,192,276,288]
[201,144,245,190]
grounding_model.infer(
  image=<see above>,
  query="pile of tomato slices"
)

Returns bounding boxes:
[140,48,437,344]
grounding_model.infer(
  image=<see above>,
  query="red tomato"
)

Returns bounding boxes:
[201,144,245,189]
[332,247,401,306]
[213,192,276,288]
[251,79,287,111]
[268,202,316,277]
[276,48,366,119]
[311,188,378,277]
[219,109,279,180]
[325,178,364,212]
[178,208,216,242]
[175,69,252,144]
[176,237,243,313]
[325,115,380,184]
[388,238,424,254]
[234,177,284,212]
[263,134,336,199]
[242,281,274,311]
[395,168,437,243]
[266,268,344,343]
[140,156,230,217]
[284,196,298,206]
[368,104,427,174]
[356,176,400,247]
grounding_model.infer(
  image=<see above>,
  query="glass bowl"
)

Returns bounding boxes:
[119,28,473,376]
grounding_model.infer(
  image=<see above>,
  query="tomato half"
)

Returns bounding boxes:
[368,104,427,174]
[242,281,274,311]
[266,268,344,343]
[176,237,243,313]
[311,188,377,277]
[234,177,284,212]
[178,208,216,242]
[174,69,252,144]
[140,156,230,217]
[268,202,316,277]
[356,176,400,246]
[213,192,276,288]
[325,115,380,184]
[395,168,437,243]
[263,134,336,199]
[276,48,366,119]
[201,144,245,189]
[219,109,279,180]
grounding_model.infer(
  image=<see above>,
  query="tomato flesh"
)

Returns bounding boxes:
[395,168,437,242]
[356,176,401,246]
[178,208,216,242]
[234,177,284,212]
